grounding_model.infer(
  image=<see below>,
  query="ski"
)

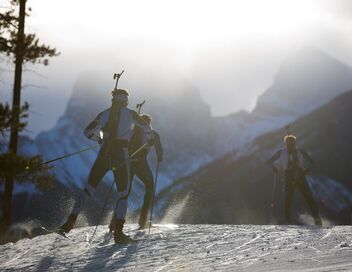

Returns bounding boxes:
[39,226,72,240]
[115,238,138,245]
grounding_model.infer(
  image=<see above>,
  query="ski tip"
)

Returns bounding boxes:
[114,239,138,245]
[56,230,71,240]
[40,226,71,240]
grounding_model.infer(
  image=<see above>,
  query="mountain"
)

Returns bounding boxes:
[1,71,218,226]
[157,89,352,225]
[23,71,218,221]
[5,48,352,226]
[254,48,352,117]
[34,72,216,191]
[213,48,352,156]
[35,48,352,191]
[206,48,352,157]
[2,224,352,271]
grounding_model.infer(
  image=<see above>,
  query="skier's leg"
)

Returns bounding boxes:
[61,152,109,233]
[109,161,136,232]
[72,152,110,215]
[111,148,134,243]
[299,179,322,226]
[135,159,154,228]
[109,212,116,233]
[284,181,295,224]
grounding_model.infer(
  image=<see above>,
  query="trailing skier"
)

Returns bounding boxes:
[109,113,163,231]
[268,134,322,226]
[59,88,154,244]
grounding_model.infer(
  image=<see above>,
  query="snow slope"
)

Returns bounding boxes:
[1,224,352,271]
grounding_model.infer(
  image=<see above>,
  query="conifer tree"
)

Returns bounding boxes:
[0,0,59,232]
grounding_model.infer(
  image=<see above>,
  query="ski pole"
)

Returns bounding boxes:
[90,175,115,243]
[40,144,100,165]
[270,173,277,208]
[148,161,160,235]
[90,143,149,242]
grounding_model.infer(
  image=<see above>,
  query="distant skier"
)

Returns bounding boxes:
[268,134,322,226]
[59,89,154,244]
[109,113,163,231]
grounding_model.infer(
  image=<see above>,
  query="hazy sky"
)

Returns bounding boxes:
[1,0,352,136]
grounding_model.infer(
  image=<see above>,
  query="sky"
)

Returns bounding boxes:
[1,0,352,136]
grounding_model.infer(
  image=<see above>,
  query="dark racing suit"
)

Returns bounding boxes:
[268,148,322,225]
[129,126,163,228]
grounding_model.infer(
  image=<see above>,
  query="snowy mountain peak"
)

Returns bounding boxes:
[254,48,352,117]
[33,71,214,194]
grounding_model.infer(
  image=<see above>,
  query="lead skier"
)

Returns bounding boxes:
[60,88,154,244]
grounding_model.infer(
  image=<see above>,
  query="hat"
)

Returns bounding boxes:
[111,89,129,102]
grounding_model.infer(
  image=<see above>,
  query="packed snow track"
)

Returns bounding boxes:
[1,224,352,271]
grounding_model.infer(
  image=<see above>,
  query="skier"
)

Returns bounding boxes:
[59,88,154,244]
[268,134,322,226]
[109,113,163,231]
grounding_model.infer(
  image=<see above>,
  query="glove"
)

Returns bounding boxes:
[84,128,101,142]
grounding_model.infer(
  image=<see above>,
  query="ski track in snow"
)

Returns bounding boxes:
[1,224,352,271]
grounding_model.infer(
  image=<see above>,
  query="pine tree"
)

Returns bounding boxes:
[0,0,59,233]
[0,103,53,191]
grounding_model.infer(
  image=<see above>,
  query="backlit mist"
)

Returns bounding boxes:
[1,0,352,135]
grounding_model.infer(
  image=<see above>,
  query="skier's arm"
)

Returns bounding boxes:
[153,131,163,162]
[130,110,154,143]
[84,113,102,143]
[266,150,281,173]
[300,148,315,169]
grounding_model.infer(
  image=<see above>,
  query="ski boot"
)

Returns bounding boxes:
[113,219,135,244]
[138,214,148,230]
[59,214,78,233]
[314,216,322,226]
[109,213,116,233]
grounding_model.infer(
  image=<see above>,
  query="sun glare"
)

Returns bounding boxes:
[28,0,323,51]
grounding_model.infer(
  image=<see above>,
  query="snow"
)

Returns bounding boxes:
[1,224,352,271]
[213,113,295,163]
